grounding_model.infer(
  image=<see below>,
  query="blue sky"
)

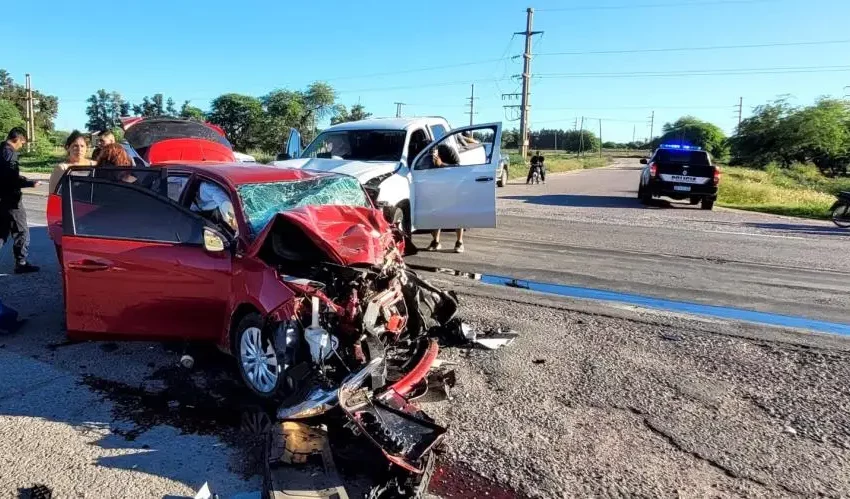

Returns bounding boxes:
[7,0,850,142]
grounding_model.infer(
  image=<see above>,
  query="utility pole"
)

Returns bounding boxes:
[648,110,655,145]
[465,84,478,126]
[737,96,743,128]
[632,125,636,143]
[394,102,405,118]
[598,119,603,158]
[516,7,543,160]
[25,74,34,153]
[573,117,578,131]
[578,116,585,157]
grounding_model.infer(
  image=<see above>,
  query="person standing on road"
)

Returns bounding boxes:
[426,142,465,254]
[0,127,41,274]
[91,129,116,162]
[48,130,96,194]
[527,150,546,184]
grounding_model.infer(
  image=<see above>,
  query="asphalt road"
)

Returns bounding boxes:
[409,158,850,325]
[3,164,850,497]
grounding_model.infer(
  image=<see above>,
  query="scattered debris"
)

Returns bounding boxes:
[180,354,195,369]
[783,425,798,436]
[17,484,53,499]
[660,333,684,342]
[473,331,519,350]
[271,422,328,465]
[194,482,219,499]
[532,359,546,365]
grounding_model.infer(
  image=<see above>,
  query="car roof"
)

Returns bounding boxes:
[156,162,334,186]
[323,117,448,132]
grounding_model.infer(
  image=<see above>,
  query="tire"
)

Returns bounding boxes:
[701,199,715,211]
[832,202,850,228]
[392,207,404,228]
[233,313,284,399]
[639,184,652,205]
[689,196,700,205]
[497,167,508,187]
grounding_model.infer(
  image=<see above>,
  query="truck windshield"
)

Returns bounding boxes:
[301,130,406,162]
[237,175,371,234]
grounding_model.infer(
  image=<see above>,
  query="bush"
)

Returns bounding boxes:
[20,138,55,159]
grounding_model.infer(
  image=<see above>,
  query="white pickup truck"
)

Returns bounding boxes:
[272,117,505,234]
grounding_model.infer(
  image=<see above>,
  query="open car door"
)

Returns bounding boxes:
[59,168,233,341]
[409,123,502,230]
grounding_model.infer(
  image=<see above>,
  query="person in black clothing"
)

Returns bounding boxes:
[527,150,546,184]
[426,143,466,253]
[0,127,40,273]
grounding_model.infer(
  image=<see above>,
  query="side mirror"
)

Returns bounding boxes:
[639,158,648,164]
[203,227,228,253]
[276,152,292,161]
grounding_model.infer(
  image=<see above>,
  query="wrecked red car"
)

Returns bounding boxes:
[49,164,457,404]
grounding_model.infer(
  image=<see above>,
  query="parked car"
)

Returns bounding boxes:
[638,144,721,210]
[272,117,504,234]
[47,163,456,402]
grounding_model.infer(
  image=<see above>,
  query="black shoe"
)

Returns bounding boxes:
[14,263,40,274]
[454,241,465,253]
[0,318,27,335]
[427,241,442,252]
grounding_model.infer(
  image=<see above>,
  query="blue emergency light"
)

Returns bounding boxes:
[660,143,702,151]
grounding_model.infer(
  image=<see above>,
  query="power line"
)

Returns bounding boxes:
[534,65,850,79]
[536,0,794,12]
[536,39,850,57]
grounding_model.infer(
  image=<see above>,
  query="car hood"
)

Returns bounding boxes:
[251,204,397,267]
[272,158,399,183]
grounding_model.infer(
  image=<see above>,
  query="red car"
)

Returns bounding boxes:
[46,163,454,402]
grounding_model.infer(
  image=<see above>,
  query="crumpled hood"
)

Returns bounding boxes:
[272,158,399,183]
[252,204,396,267]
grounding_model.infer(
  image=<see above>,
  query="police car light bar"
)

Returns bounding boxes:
[660,143,702,151]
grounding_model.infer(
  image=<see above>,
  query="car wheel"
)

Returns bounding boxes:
[392,206,404,227]
[701,199,715,210]
[689,196,700,205]
[234,313,283,399]
[497,168,508,187]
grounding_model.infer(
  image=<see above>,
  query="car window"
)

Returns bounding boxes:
[656,150,711,165]
[167,175,190,203]
[302,130,406,162]
[414,126,497,171]
[68,178,203,244]
[430,124,447,141]
[191,181,237,233]
[407,129,429,166]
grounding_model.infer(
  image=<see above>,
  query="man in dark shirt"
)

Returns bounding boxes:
[0,127,40,273]
[527,150,546,184]
[426,142,466,253]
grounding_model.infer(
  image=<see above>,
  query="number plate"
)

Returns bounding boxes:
[673,185,691,192]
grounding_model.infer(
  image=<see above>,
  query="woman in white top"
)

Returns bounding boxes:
[48,130,96,194]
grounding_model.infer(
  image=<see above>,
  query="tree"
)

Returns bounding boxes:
[0,99,24,133]
[559,130,600,153]
[784,99,850,175]
[0,69,59,131]
[502,128,520,149]
[133,93,167,117]
[208,93,264,151]
[330,103,372,125]
[180,101,206,121]
[653,116,728,160]
[165,97,178,117]
[85,90,129,132]
[729,98,795,167]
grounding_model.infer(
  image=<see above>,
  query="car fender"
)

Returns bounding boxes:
[224,260,297,350]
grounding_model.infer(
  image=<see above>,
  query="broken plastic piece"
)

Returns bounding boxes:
[277,385,339,420]
[180,355,195,369]
[304,296,338,362]
[387,339,439,397]
[473,332,519,350]
[194,482,218,499]
[460,323,476,341]
[269,422,328,465]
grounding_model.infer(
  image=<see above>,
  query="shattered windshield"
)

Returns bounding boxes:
[237,175,371,234]
[301,130,406,162]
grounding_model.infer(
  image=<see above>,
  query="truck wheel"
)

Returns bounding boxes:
[392,207,405,229]
[689,196,700,205]
[497,168,508,187]
[701,199,715,210]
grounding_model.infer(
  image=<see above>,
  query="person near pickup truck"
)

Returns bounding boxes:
[427,143,465,254]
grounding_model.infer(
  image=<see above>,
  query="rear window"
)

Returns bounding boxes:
[656,150,711,165]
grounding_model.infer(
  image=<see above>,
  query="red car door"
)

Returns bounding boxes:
[60,170,232,342]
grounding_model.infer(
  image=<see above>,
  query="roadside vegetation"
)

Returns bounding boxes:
[718,164,847,219]
[505,149,608,179]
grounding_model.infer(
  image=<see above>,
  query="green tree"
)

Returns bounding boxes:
[729,98,795,167]
[330,103,372,125]
[165,97,178,117]
[560,130,600,153]
[653,116,728,159]
[0,99,25,133]
[133,94,167,117]
[85,90,129,132]
[179,101,206,121]
[208,93,264,151]
[783,99,850,175]
[0,69,59,131]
